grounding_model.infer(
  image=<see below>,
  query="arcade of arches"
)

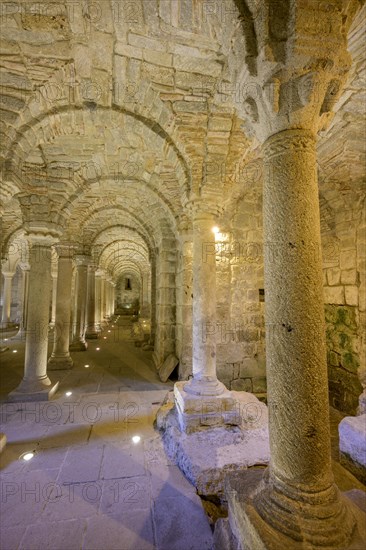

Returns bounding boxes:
[0,1,365,549]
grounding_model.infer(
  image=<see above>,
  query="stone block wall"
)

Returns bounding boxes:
[321,198,365,415]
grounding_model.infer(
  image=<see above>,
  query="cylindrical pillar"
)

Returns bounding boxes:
[1,272,14,324]
[95,269,102,332]
[69,255,89,351]
[183,206,225,396]
[85,264,98,339]
[50,271,57,327]
[16,263,30,341]
[100,275,106,326]
[9,234,59,400]
[254,129,355,546]
[48,245,75,369]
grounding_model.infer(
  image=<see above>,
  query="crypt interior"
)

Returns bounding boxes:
[0,1,365,549]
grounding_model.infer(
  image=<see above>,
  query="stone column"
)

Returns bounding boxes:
[95,269,102,332]
[69,255,89,351]
[85,264,98,339]
[16,262,30,341]
[50,271,57,327]
[48,245,75,369]
[174,202,239,432]
[1,271,14,325]
[100,275,106,326]
[185,205,224,395]
[140,270,150,317]
[249,129,355,546]
[9,231,60,401]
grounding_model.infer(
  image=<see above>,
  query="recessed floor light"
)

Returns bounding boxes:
[132,435,141,444]
[21,452,35,461]
[65,391,72,397]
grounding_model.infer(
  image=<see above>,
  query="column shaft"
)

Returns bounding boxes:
[86,265,98,338]
[48,249,74,369]
[70,257,88,351]
[50,273,57,327]
[9,240,59,400]
[184,210,224,396]
[254,129,355,546]
[1,273,14,324]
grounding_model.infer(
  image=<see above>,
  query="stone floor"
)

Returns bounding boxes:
[0,317,364,550]
[0,317,213,550]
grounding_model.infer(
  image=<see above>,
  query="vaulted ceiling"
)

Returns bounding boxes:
[0,0,365,278]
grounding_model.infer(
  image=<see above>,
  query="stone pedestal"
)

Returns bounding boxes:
[174,382,240,433]
[8,231,60,401]
[339,415,366,484]
[48,245,75,370]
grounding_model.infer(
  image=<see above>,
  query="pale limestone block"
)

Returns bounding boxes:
[324,285,345,304]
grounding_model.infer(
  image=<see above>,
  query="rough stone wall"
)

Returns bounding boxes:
[116,274,140,307]
[215,191,266,399]
[321,196,365,414]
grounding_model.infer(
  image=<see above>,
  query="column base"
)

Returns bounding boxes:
[222,469,365,550]
[174,381,240,433]
[85,330,99,339]
[48,355,73,370]
[69,340,88,351]
[8,379,59,402]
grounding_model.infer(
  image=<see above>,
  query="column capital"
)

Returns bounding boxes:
[74,254,91,267]
[55,242,78,259]
[25,222,62,247]
[18,262,30,272]
[234,2,356,144]
[2,271,15,278]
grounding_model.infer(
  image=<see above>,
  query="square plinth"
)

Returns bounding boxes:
[7,381,59,402]
[174,381,241,433]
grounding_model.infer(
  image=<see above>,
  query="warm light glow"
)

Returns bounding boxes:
[212,226,219,234]
[84,364,90,368]
[65,391,72,397]
[96,347,100,351]
[4,338,8,341]
[132,435,141,444]
[103,337,107,340]
[22,452,34,461]
[108,330,111,333]
[12,350,17,353]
